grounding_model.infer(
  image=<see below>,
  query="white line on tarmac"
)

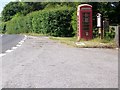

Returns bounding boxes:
[25,35,27,38]
[12,47,18,50]
[0,53,6,57]
[16,44,22,47]
[5,50,14,53]
[1,35,27,57]
[18,41,23,45]
[19,40,24,44]
[0,35,3,37]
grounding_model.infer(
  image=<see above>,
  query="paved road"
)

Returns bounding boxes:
[0,34,24,53]
[2,36,118,88]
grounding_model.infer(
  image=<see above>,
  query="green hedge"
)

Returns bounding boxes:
[0,22,6,33]
[6,14,34,34]
[5,7,74,37]
[71,11,77,36]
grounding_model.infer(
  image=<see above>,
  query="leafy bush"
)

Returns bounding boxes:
[32,7,74,36]
[0,22,6,34]
[92,26,115,40]
[93,27,98,38]
[104,27,115,40]
[71,11,77,36]
[6,12,37,34]
[6,6,74,37]
[6,16,25,34]
[25,12,36,33]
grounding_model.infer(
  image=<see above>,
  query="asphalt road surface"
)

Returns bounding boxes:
[2,35,118,88]
[0,34,24,53]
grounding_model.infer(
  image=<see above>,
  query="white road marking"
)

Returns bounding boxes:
[0,35,27,57]
[25,35,27,38]
[18,41,23,45]
[5,50,14,53]
[16,44,21,47]
[0,53,6,57]
[19,40,24,44]
[0,35,3,37]
[12,47,17,50]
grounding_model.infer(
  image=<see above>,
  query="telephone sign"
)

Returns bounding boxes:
[77,4,92,40]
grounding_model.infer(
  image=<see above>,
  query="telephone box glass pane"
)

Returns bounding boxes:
[82,12,90,31]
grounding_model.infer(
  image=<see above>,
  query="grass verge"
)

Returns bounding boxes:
[21,33,47,36]
[21,33,117,48]
[50,37,117,48]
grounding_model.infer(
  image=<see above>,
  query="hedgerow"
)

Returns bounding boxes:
[0,22,6,33]
[5,7,74,37]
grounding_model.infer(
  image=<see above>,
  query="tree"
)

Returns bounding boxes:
[2,2,23,22]
[20,2,44,15]
[107,2,120,24]
[1,2,44,22]
[89,2,120,25]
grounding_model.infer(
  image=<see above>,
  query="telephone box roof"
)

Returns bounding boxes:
[77,4,92,11]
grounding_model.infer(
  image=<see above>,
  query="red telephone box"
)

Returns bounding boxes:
[77,4,92,40]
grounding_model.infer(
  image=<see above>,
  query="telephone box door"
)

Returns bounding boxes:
[81,11,92,40]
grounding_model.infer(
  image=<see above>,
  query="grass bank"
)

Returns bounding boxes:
[21,33,117,48]
[50,37,117,48]
[22,33,47,36]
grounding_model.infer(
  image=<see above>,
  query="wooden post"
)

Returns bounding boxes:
[98,27,103,39]
[114,25,120,48]
[98,28,101,39]
[103,19,109,39]
[118,25,120,48]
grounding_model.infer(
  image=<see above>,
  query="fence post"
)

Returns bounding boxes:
[115,25,120,48]
[118,25,120,48]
